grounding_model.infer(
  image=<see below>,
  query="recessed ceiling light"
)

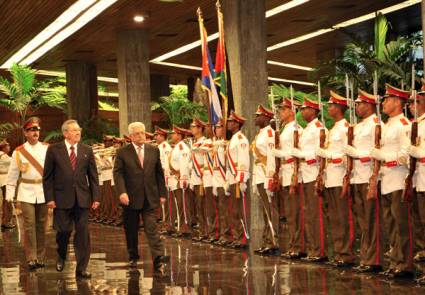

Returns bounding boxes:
[267,60,314,71]
[134,15,145,23]
[268,76,316,86]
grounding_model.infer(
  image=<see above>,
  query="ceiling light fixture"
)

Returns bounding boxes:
[151,61,202,71]
[35,69,119,83]
[151,0,309,62]
[268,76,316,86]
[133,15,145,22]
[268,0,421,52]
[0,0,97,68]
[18,0,118,66]
[267,60,314,71]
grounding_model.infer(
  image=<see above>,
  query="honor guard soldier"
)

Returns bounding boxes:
[292,98,328,262]
[6,117,49,270]
[408,84,425,284]
[169,126,192,237]
[344,89,382,273]
[154,127,172,233]
[201,123,218,243]
[272,98,305,259]
[316,91,355,267]
[190,118,208,241]
[226,111,250,249]
[211,120,231,246]
[371,84,413,279]
[252,105,279,256]
[0,139,14,231]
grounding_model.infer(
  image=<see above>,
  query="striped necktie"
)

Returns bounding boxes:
[70,145,77,170]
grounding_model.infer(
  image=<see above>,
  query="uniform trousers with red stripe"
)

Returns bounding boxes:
[352,183,382,266]
[325,186,355,263]
[303,181,326,258]
[282,185,305,254]
[381,190,414,271]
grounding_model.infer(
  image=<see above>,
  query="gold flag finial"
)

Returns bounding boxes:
[197,7,202,20]
[216,0,221,9]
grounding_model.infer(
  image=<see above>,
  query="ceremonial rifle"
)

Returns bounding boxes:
[367,71,381,200]
[341,75,354,198]
[316,81,326,197]
[271,87,281,193]
[402,63,418,202]
[290,85,300,195]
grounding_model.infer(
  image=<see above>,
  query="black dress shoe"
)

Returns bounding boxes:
[1,223,16,230]
[290,252,307,259]
[128,259,138,268]
[416,275,425,285]
[56,258,65,272]
[380,268,395,276]
[307,256,328,263]
[254,247,265,254]
[355,265,383,273]
[388,269,414,280]
[76,271,92,279]
[261,247,281,256]
[36,260,45,268]
[335,261,354,268]
[28,260,38,271]
[414,253,425,262]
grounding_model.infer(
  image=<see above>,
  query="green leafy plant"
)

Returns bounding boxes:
[151,85,208,127]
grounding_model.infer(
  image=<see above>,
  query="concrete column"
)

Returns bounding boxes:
[223,0,268,247]
[117,29,151,135]
[65,62,98,122]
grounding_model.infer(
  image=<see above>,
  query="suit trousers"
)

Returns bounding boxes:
[0,186,12,225]
[205,187,218,239]
[217,187,232,242]
[352,183,382,266]
[257,184,279,248]
[325,186,355,262]
[303,181,326,258]
[123,198,164,261]
[230,184,248,244]
[53,204,90,272]
[20,202,47,261]
[282,185,305,254]
[381,190,414,271]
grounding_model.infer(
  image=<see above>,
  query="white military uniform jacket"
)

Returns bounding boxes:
[0,151,11,187]
[190,136,206,187]
[350,114,377,184]
[324,118,348,188]
[412,113,425,191]
[226,131,250,185]
[6,141,48,203]
[298,118,327,183]
[169,140,191,191]
[201,138,214,188]
[379,113,411,195]
[158,141,172,189]
[212,138,227,189]
[252,125,276,189]
[276,120,303,187]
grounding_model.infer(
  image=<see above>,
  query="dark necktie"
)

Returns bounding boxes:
[70,145,77,170]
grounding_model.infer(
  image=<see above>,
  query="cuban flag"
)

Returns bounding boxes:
[198,12,222,125]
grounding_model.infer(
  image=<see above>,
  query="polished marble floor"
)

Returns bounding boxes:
[1,222,424,295]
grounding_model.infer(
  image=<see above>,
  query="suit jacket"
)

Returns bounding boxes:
[113,143,166,210]
[43,141,99,209]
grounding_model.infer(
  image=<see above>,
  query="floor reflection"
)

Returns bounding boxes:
[1,224,424,294]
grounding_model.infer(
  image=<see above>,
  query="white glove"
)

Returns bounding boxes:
[5,186,14,202]
[291,148,304,159]
[252,183,258,195]
[213,186,218,197]
[240,182,247,193]
[271,148,285,158]
[223,182,230,194]
[266,189,274,198]
[408,145,425,158]
[370,148,386,161]
[316,148,331,159]
[343,145,360,158]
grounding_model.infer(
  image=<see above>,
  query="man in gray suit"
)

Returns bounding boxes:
[113,122,169,269]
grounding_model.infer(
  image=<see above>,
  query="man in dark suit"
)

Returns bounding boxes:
[113,122,169,270]
[43,119,99,279]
